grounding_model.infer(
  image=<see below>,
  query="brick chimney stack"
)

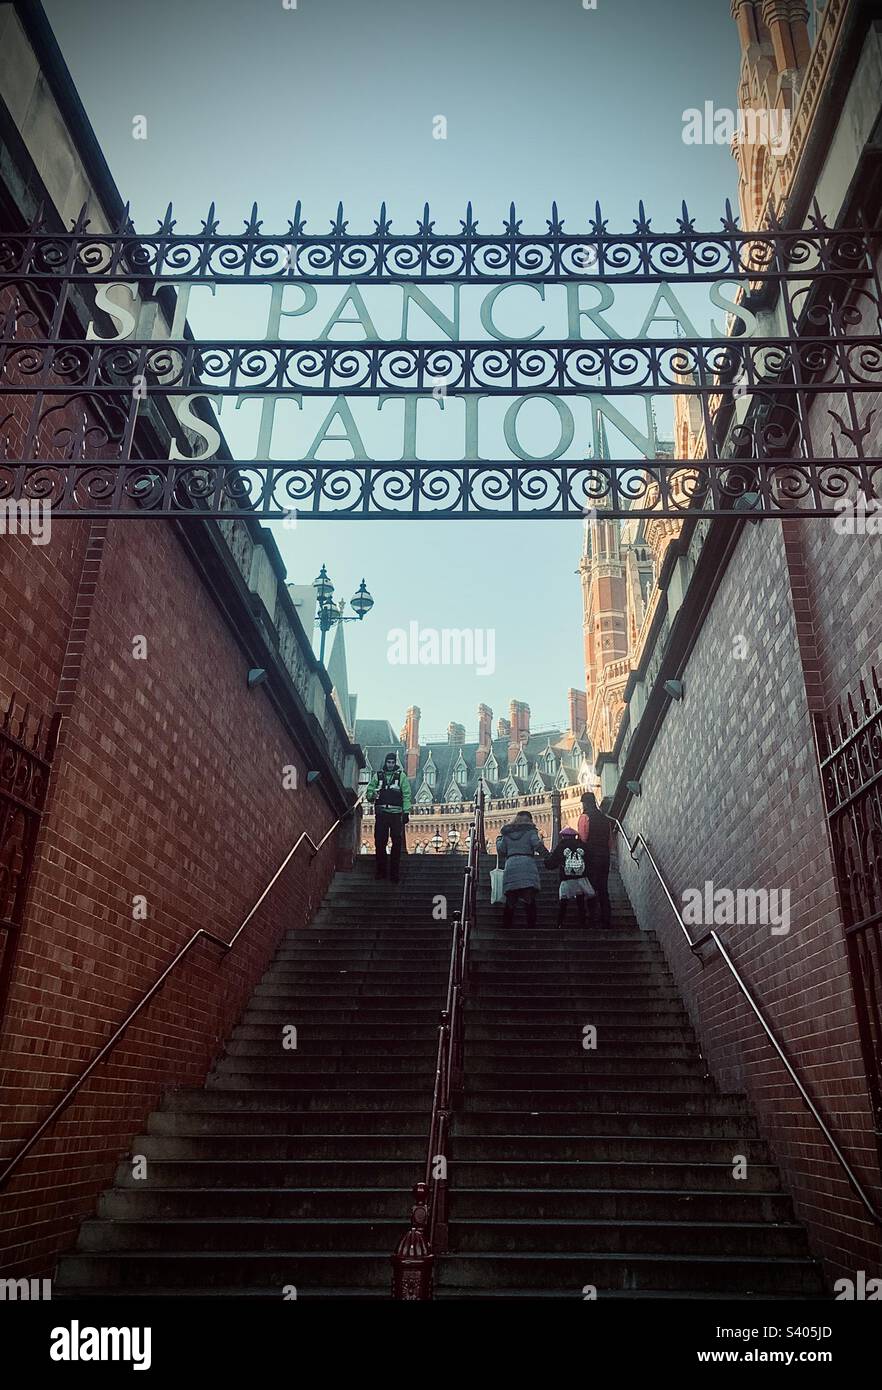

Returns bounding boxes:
[403,705,420,779]
[568,688,587,739]
[476,704,493,768]
[508,700,530,764]
[497,716,511,740]
[447,722,465,747]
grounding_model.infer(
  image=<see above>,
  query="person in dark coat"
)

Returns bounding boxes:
[577,793,613,928]
[545,825,595,928]
[496,810,546,929]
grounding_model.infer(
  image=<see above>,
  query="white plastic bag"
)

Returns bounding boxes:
[490,854,505,905]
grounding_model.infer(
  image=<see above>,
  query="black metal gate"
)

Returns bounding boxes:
[1,199,880,520]
[816,668,882,1155]
[0,692,59,1027]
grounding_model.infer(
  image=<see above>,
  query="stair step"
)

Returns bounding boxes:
[114,1157,426,1184]
[55,1252,395,1291]
[150,1110,430,1136]
[99,1189,425,1220]
[436,1252,823,1295]
[449,1189,793,1221]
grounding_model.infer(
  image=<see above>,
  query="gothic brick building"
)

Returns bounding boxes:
[358,695,595,853]
[579,413,680,759]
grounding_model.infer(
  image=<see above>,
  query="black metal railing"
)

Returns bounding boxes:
[391,785,485,1298]
[609,813,882,1228]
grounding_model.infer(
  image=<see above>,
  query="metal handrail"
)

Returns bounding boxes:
[0,798,361,1190]
[391,785,484,1297]
[608,813,882,1227]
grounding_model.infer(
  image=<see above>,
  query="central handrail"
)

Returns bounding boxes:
[391,785,484,1298]
[0,797,362,1191]
[608,813,882,1228]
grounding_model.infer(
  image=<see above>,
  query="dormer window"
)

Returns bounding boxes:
[426,766,436,788]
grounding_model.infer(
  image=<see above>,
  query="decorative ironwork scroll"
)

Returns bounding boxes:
[1,200,880,520]
[816,669,882,1148]
[0,692,60,1025]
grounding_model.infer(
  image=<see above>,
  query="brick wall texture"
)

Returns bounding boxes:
[0,516,340,1278]
[617,513,882,1288]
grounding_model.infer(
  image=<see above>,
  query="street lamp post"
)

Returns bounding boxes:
[313,564,374,666]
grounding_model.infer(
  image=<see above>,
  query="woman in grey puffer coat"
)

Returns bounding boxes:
[496,810,547,929]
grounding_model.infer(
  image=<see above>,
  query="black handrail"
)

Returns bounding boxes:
[0,799,361,1191]
[391,786,484,1298]
[608,814,882,1228]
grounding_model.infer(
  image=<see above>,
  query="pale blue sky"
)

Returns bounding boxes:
[45,0,740,740]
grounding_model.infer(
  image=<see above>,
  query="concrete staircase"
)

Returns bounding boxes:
[55,851,824,1299]
[55,854,462,1298]
[437,857,824,1299]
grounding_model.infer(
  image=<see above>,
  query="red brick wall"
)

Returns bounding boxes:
[616,517,882,1286]
[0,517,340,1278]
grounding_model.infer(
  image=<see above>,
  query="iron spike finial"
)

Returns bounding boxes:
[808,197,829,232]
[634,200,651,234]
[721,198,739,234]
[847,693,859,731]
[72,201,90,233]
[547,201,564,235]
[461,202,478,236]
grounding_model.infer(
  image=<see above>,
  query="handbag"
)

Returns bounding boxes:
[490,853,505,905]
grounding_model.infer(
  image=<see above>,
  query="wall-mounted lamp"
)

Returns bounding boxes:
[733,492,763,524]
[626,780,642,796]
[663,679,684,701]
[247,667,268,689]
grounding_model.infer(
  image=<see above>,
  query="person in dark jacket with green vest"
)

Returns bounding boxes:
[366,753,412,882]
